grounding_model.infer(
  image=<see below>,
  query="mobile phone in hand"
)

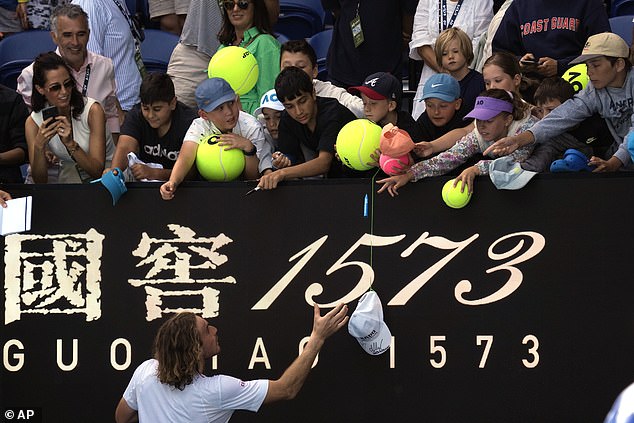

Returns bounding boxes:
[42,106,59,127]
[520,58,538,67]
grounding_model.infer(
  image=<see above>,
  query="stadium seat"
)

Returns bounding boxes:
[612,0,634,16]
[609,15,634,45]
[0,30,56,90]
[275,32,290,45]
[307,29,332,80]
[275,0,325,40]
[280,0,326,25]
[140,29,180,74]
[274,12,323,40]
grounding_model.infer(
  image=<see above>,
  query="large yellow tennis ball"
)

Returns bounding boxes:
[196,134,245,181]
[336,119,381,171]
[562,64,589,93]
[207,46,259,96]
[442,179,472,209]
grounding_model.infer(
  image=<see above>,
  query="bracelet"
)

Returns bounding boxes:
[244,146,257,156]
[66,142,79,160]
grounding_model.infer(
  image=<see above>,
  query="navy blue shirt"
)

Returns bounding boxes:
[492,0,610,75]
[457,69,485,121]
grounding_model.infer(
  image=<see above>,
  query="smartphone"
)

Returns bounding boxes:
[42,106,59,126]
[520,58,538,67]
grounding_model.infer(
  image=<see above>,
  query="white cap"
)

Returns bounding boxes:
[253,88,284,117]
[489,156,537,190]
[348,291,391,355]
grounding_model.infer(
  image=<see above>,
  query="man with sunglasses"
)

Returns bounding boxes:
[18,3,121,142]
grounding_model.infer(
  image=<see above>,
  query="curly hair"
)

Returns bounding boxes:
[154,313,203,391]
[217,0,272,46]
[31,52,84,119]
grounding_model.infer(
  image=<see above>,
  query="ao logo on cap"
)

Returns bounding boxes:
[476,99,485,105]
[263,92,279,103]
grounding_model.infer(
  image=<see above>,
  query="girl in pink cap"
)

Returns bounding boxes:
[377,88,537,197]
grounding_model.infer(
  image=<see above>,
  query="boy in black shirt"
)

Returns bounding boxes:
[107,73,197,181]
[257,67,355,190]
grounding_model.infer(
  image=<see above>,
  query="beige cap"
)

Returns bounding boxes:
[569,32,630,65]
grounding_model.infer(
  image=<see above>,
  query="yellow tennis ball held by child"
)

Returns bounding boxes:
[196,134,246,181]
[207,46,259,96]
[336,119,381,171]
[442,179,472,209]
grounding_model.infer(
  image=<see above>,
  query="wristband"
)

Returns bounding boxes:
[17,0,28,4]
[244,146,257,156]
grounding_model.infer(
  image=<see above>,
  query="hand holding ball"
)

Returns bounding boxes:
[196,134,245,181]
[442,179,472,209]
[336,119,382,171]
[379,153,413,176]
[208,46,259,96]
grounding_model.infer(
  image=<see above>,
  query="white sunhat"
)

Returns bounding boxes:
[348,291,392,355]
[253,88,284,117]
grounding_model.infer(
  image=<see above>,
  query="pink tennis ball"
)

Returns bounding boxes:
[379,153,413,176]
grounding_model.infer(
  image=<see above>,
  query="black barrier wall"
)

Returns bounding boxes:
[2,175,634,422]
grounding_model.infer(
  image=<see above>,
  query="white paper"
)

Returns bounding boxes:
[0,196,32,235]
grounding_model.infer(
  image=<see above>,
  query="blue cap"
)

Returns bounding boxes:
[195,78,236,112]
[91,168,127,205]
[421,73,460,102]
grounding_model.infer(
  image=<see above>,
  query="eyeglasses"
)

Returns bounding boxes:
[47,80,74,93]
[221,0,250,11]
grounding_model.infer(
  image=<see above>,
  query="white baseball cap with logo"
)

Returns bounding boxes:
[348,291,392,355]
[253,88,284,117]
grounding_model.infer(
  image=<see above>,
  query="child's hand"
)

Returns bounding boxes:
[272,151,291,169]
[413,141,434,158]
[160,181,177,200]
[367,148,381,167]
[218,133,253,153]
[376,172,412,197]
[131,163,156,181]
[589,156,622,173]
[454,166,480,195]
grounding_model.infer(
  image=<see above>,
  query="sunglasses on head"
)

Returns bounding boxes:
[221,0,250,11]
[47,79,74,92]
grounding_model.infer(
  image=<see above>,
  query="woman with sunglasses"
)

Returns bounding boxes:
[217,0,280,115]
[25,52,114,183]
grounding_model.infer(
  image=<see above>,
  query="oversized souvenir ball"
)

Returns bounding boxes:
[336,119,381,171]
[441,179,472,209]
[196,134,245,181]
[207,46,259,95]
[379,153,413,176]
[562,64,589,93]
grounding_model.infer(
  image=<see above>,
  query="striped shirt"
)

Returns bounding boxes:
[72,0,141,110]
